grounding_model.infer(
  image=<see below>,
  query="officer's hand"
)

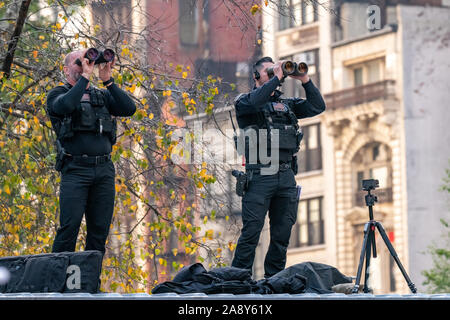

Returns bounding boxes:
[98,57,115,82]
[81,53,95,80]
[272,61,285,81]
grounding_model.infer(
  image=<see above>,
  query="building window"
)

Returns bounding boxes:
[297,123,322,173]
[290,197,324,248]
[333,1,391,42]
[278,0,318,31]
[353,67,363,86]
[352,142,393,206]
[179,0,199,46]
[349,58,384,88]
[91,0,132,42]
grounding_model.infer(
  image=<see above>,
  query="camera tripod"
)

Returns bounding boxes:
[351,181,417,294]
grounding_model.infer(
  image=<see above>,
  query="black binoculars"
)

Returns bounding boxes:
[267,61,308,79]
[75,48,115,66]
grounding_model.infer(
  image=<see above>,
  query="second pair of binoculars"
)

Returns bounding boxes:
[267,61,308,79]
[75,48,115,66]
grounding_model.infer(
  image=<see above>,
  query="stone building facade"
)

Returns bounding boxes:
[260,0,450,293]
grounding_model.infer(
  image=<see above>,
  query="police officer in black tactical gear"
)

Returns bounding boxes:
[46,49,136,254]
[231,56,326,278]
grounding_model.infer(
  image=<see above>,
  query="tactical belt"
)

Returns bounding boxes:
[245,161,291,172]
[69,154,111,165]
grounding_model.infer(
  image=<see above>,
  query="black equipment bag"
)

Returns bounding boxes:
[0,250,103,293]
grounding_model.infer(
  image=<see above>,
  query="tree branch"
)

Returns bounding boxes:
[1,0,32,78]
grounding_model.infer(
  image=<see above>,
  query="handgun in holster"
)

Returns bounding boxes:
[232,170,248,197]
[55,139,67,172]
[291,155,299,175]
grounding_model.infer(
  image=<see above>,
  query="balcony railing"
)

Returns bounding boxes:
[354,187,393,207]
[325,80,396,110]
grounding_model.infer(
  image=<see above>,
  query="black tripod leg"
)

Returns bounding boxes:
[371,225,377,258]
[363,229,373,293]
[352,223,370,294]
[375,222,417,293]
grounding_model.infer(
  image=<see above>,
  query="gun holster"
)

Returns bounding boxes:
[55,140,68,172]
[291,155,298,175]
[232,170,249,197]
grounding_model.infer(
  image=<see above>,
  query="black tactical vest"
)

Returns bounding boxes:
[52,85,117,145]
[239,100,303,164]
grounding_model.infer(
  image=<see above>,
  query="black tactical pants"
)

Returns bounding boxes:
[52,159,115,254]
[231,166,298,278]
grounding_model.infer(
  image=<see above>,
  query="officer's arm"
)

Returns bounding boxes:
[290,79,326,119]
[235,76,281,115]
[47,76,89,115]
[104,82,136,116]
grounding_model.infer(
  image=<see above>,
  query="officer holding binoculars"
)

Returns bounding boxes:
[46,48,136,254]
[231,56,326,278]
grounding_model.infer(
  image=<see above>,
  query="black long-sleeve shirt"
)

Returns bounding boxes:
[235,76,326,126]
[234,76,326,164]
[47,76,136,156]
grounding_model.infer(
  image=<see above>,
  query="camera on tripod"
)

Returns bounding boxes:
[352,177,417,294]
[362,179,379,191]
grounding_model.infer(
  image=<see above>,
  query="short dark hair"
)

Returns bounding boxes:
[252,56,274,80]
[252,56,274,73]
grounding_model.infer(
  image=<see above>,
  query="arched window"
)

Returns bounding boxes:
[352,142,393,207]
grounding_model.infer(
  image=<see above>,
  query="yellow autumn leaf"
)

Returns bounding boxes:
[250,4,260,15]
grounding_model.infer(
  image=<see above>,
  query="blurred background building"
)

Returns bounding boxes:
[260,0,450,293]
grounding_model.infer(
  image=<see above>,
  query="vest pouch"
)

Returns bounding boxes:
[59,117,74,140]
[97,117,113,133]
[100,117,117,145]
[296,130,304,146]
[78,103,96,129]
[243,125,259,163]
[277,126,299,150]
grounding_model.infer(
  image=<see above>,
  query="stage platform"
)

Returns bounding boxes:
[0,292,449,300]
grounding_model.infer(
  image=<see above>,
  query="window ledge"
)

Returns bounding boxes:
[288,243,326,254]
[332,24,397,49]
[297,169,323,179]
[275,21,320,37]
